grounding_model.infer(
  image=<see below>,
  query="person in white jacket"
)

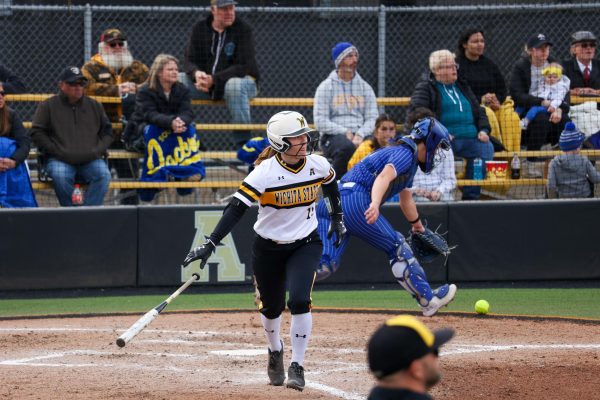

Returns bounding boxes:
[314,42,379,178]
[412,147,456,202]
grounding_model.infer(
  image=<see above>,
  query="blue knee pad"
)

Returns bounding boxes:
[390,236,433,305]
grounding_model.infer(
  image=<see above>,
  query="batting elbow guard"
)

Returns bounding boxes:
[322,181,343,215]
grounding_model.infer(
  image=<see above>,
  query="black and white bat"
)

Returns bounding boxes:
[116,273,200,347]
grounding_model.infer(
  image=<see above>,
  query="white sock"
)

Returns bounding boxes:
[260,314,282,352]
[290,312,312,366]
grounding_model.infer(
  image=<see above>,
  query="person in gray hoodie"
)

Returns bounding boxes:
[547,122,600,198]
[314,42,379,178]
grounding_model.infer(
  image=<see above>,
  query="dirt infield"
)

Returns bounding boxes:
[1,311,599,399]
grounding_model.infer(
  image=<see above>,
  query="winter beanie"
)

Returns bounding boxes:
[559,122,585,151]
[332,42,358,69]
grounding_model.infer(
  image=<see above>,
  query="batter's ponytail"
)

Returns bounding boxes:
[254,147,277,165]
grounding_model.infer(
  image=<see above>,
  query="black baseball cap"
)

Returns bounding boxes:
[527,33,552,49]
[368,315,454,379]
[571,31,597,45]
[59,66,88,84]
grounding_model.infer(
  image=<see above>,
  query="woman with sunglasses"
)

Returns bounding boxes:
[316,118,457,317]
[0,83,36,207]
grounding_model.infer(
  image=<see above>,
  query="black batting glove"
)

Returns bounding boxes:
[327,213,347,248]
[182,239,216,269]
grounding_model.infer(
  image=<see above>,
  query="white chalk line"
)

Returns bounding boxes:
[2,326,600,400]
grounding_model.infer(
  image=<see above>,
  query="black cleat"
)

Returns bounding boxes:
[267,341,285,386]
[286,362,305,391]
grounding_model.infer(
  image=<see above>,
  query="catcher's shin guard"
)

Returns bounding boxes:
[390,239,433,306]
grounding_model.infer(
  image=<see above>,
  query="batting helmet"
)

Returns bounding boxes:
[409,117,451,173]
[266,111,319,153]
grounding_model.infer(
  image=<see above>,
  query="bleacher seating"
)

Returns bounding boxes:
[10,94,600,200]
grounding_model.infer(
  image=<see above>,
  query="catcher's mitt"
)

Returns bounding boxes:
[407,227,452,264]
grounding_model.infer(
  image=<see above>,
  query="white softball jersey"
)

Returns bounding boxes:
[234,153,335,243]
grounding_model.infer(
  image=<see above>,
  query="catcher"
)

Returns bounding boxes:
[316,117,456,316]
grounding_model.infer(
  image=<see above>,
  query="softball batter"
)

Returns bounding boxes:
[183,111,346,391]
[316,117,457,317]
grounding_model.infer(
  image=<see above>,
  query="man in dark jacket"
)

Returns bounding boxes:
[31,66,113,206]
[182,0,259,148]
[367,315,454,400]
[562,31,600,97]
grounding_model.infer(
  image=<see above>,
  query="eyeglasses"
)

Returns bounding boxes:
[108,41,125,48]
[580,42,596,49]
[438,63,459,71]
[67,81,86,87]
[0,91,5,97]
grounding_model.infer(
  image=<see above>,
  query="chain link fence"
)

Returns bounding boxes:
[1,2,599,206]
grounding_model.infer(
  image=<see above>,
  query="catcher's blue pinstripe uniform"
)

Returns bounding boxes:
[317,141,417,266]
[316,133,456,316]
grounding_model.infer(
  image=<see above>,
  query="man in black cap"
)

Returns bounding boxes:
[563,31,600,97]
[182,0,260,149]
[367,315,455,400]
[31,66,113,206]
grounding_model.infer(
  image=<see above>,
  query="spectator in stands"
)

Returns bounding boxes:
[0,83,37,207]
[82,28,150,205]
[182,0,259,149]
[509,33,569,162]
[563,31,600,97]
[130,54,204,202]
[314,42,379,178]
[409,49,492,200]
[31,67,112,206]
[456,28,507,110]
[0,63,26,94]
[547,122,600,198]
[82,28,149,122]
[347,113,396,171]
[520,63,570,130]
[456,28,520,152]
[367,315,454,400]
[407,108,456,202]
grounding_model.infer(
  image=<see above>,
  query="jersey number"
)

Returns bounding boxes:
[306,205,314,219]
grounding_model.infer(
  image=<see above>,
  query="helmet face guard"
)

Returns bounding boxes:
[282,130,319,156]
[410,117,451,173]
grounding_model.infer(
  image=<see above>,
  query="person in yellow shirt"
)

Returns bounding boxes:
[347,114,397,170]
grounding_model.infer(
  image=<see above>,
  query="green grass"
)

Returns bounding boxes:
[1,288,599,320]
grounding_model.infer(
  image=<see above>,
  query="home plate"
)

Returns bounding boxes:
[210,349,265,357]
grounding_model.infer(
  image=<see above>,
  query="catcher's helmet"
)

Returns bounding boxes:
[266,111,319,154]
[409,117,451,173]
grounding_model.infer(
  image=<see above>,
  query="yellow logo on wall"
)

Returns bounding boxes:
[182,211,246,283]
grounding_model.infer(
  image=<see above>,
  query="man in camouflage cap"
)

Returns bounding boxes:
[81,28,149,204]
[82,28,149,122]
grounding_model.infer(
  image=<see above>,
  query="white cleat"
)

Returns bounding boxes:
[421,284,457,317]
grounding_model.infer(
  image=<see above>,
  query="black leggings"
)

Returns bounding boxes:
[252,231,322,319]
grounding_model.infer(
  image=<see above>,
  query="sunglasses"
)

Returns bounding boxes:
[0,91,5,97]
[580,42,596,49]
[108,41,125,48]
[67,81,86,87]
